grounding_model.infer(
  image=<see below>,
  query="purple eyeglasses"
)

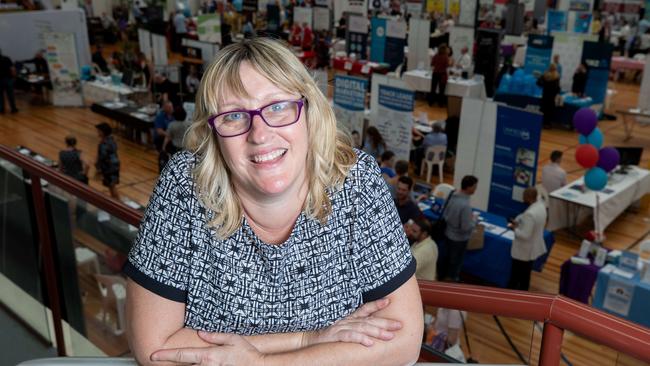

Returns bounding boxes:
[207,98,305,137]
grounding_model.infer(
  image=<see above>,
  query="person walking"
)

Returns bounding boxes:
[429,44,451,106]
[0,48,18,113]
[95,123,121,200]
[59,135,89,184]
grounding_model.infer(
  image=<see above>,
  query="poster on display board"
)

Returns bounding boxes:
[313,7,331,32]
[370,18,406,69]
[547,10,567,34]
[368,0,390,12]
[346,15,369,59]
[448,0,460,16]
[43,32,83,106]
[602,276,635,317]
[407,18,431,71]
[448,27,474,66]
[487,105,543,218]
[524,34,554,77]
[474,29,501,97]
[242,0,258,11]
[602,0,643,13]
[426,0,445,13]
[334,0,368,24]
[459,0,477,27]
[551,32,598,91]
[571,12,592,33]
[373,85,415,163]
[333,75,367,136]
[294,7,313,29]
[197,14,221,44]
[406,0,423,17]
[581,41,613,110]
[569,0,593,11]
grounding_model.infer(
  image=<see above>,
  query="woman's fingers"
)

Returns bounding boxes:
[349,298,390,319]
[197,331,236,345]
[151,347,206,363]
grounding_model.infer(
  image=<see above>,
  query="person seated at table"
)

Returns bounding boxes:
[94,123,120,200]
[185,64,201,99]
[414,124,447,176]
[25,50,49,75]
[92,45,110,74]
[110,51,125,72]
[455,47,472,73]
[541,150,567,194]
[395,176,423,225]
[507,187,547,291]
[134,52,153,89]
[571,62,588,98]
[537,63,560,128]
[290,22,302,47]
[125,37,422,366]
[163,107,190,155]
[429,44,451,107]
[153,72,181,108]
[154,101,175,171]
[406,217,438,280]
[59,135,89,184]
[362,126,387,161]
[380,150,396,181]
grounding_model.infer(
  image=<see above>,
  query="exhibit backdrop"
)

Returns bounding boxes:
[551,32,598,91]
[333,75,367,136]
[524,34,554,77]
[546,10,567,34]
[370,18,407,68]
[407,18,431,71]
[44,32,83,107]
[581,41,614,111]
[347,15,370,59]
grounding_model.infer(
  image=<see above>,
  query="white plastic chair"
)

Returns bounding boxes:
[432,183,455,200]
[95,274,127,335]
[421,145,447,183]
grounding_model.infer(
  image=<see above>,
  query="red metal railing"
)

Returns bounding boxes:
[2,144,650,364]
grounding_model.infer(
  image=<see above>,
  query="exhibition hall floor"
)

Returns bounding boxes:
[0,78,648,364]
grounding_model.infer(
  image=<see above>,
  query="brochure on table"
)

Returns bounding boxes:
[370,17,407,69]
[371,84,414,163]
[44,32,83,107]
[581,41,613,112]
[603,275,635,317]
[333,75,367,138]
[346,15,369,59]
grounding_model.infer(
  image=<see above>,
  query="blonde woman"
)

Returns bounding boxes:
[125,38,422,365]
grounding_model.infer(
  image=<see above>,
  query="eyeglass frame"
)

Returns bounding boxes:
[207,97,306,138]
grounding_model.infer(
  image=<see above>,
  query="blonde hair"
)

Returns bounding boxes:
[185,38,356,239]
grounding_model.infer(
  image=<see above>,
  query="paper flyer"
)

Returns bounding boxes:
[603,276,635,316]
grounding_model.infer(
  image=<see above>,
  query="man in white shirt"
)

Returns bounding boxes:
[456,47,472,72]
[541,150,567,193]
[508,187,548,291]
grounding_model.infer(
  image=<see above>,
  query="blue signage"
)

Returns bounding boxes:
[370,18,387,63]
[378,85,415,112]
[488,105,543,219]
[547,10,567,34]
[524,35,554,77]
[581,41,613,107]
[333,75,367,111]
[574,12,592,33]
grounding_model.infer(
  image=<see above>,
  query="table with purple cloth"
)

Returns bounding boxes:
[559,255,601,304]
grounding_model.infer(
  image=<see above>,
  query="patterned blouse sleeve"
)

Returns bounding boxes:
[353,153,416,303]
[123,154,194,302]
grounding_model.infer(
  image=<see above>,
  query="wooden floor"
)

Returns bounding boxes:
[1,75,649,364]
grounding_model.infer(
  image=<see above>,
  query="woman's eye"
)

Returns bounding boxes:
[270,102,288,112]
[224,112,245,122]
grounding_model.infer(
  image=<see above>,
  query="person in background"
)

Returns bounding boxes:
[429,308,467,357]
[173,8,188,51]
[541,150,567,194]
[537,63,560,129]
[185,64,201,99]
[351,130,362,149]
[94,123,120,200]
[59,135,89,184]
[395,176,423,225]
[154,101,175,171]
[135,52,153,89]
[380,150,396,181]
[153,73,180,108]
[92,45,110,74]
[301,22,314,51]
[456,46,472,72]
[27,50,49,75]
[429,44,451,107]
[442,175,478,282]
[290,22,303,46]
[552,54,562,77]
[592,14,602,36]
[407,217,438,281]
[414,123,447,175]
[362,126,387,160]
[508,187,547,291]
[0,48,18,114]
[571,62,588,98]
[163,107,190,155]
[243,14,256,38]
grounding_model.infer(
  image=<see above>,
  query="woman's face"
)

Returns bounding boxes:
[217,62,309,199]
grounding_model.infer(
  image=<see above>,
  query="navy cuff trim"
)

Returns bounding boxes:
[123,261,187,303]
[362,256,417,303]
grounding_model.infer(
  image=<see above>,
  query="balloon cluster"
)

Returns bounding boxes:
[497,70,542,97]
[573,108,620,191]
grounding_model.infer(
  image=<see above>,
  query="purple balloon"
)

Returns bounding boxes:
[573,108,598,136]
[597,147,620,172]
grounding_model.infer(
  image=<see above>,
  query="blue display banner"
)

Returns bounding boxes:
[547,10,567,34]
[384,34,406,69]
[334,75,367,111]
[581,41,613,107]
[574,12,592,33]
[378,85,415,112]
[487,105,543,219]
[524,35,554,77]
[370,18,387,63]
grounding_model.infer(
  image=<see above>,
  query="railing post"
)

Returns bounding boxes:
[539,322,563,366]
[28,174,67,356]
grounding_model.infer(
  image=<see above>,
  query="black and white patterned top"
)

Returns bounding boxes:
[124,150,415,335]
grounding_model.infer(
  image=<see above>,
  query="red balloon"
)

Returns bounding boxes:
[575,144,599,168]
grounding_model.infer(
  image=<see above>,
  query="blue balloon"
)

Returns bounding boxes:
[585,167,608,191]
[584,127,603,149]
[579,134,587,144]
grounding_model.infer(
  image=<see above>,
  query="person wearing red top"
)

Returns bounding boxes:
[428,44,451,106]
[301,22,314,51]
[290,23,302,47]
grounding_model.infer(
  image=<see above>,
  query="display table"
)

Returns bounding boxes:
[611,56,646,81]
[401,70,486,99]
[548,167,650,231]
[422,200,555,287]
[617,108,650,141]
[559,255,603,303]
[593,264,650,328]
[82,80,134,104]
[91,102,156,143]
[332,57,389,76]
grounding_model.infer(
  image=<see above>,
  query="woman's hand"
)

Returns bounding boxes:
[150,332,264,365]
[301,298,402,348]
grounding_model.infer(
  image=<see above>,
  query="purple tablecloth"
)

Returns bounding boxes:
[559,256,601,304]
